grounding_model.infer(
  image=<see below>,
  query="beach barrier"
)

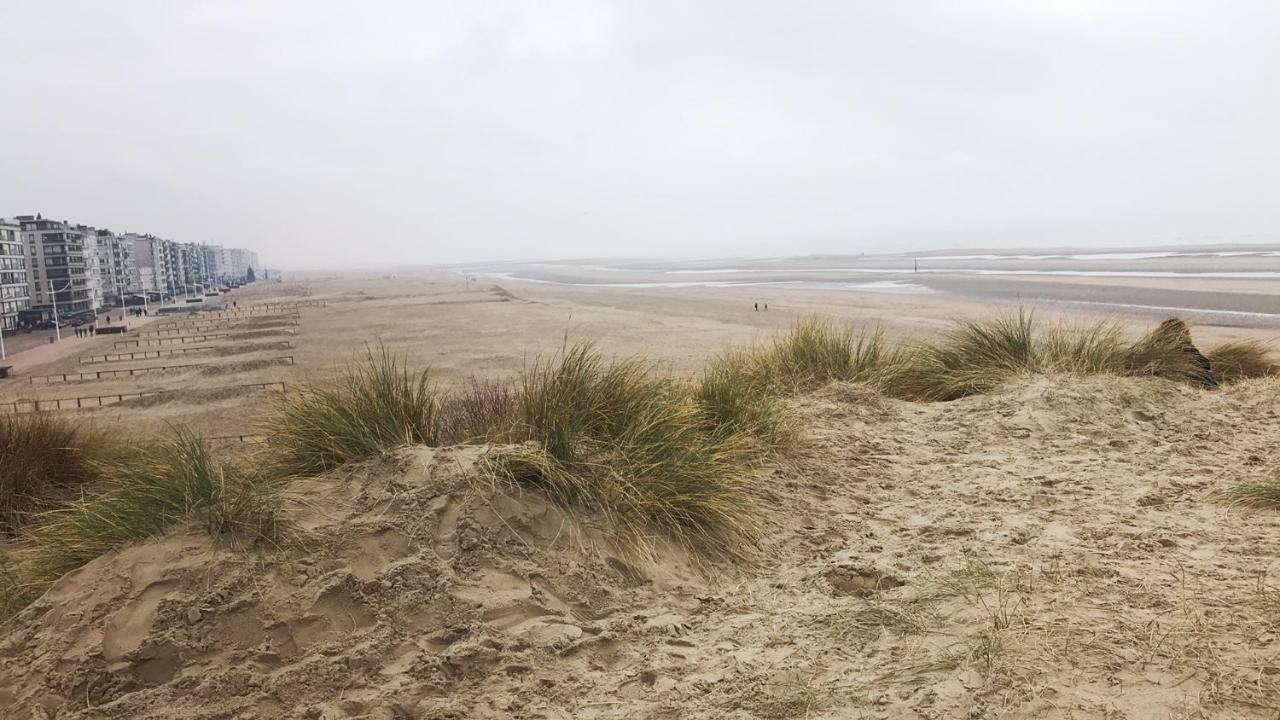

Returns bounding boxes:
[247,299,325,309]
[138,319,300,337]
[0,381,287,414]
[29,356,295,384]
[191,309,299,320]
[114,333,231,349]
[79,339,293,364]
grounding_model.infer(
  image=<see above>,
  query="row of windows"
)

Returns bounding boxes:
[0,284,28,298]
[1,275,28,288]
[32,245,85,255]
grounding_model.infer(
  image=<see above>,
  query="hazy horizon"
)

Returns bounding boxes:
[2,1,1276,269]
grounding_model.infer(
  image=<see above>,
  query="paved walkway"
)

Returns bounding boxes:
[1,312,162,374]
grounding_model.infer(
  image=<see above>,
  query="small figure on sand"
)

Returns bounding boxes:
[754,302,758,311]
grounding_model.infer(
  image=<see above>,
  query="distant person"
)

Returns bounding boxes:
[764,303,769,311]
[754,302,758,311]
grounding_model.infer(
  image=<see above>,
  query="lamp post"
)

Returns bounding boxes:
[114,266,129,330]
[50,278,76,342]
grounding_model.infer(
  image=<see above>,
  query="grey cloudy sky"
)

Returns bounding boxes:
[1,1,1276,268]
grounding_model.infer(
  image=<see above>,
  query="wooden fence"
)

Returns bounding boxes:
[29,356,295,384]
[137,319,300,338]
[0,381,287,413]
[189,309,299,320]
[247,299,325,309]
[79,339,293,364]
[114,333,231,348]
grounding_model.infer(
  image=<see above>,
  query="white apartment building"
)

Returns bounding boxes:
[78,225,105,311]
[0,218,30,331]
[128,233,171,298]
[93,229,138,305]
[206,246,258,283]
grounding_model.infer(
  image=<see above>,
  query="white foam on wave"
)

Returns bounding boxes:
[636,267,1280,279]
[1053,299,1280,320]
[462,271,933,294]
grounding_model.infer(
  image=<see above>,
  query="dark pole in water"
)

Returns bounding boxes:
[914,257,918,273]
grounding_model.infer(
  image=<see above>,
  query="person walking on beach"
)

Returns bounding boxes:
[754,302,758,311]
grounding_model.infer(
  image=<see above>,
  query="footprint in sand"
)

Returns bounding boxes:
[824,566,905,597]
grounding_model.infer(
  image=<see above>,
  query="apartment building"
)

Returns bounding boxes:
[92,229,138,305]
[0,218,30,331]
[128,233,171,298]
[77,225,105,311]
[16,215,92,315]
[178,242,210,289]
[206,246,258,283]
[165,241,186,295]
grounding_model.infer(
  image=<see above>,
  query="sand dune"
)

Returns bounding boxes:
[3,374,1279,718]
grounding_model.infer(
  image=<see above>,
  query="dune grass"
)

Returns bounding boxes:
[877,311,1234,400]
[758,317,907,390]
[1123,319,1215,385]
[13,430,281,586]
[1213,473,1280,510]
[1205,340,1280,384]
[265,346,441,475]
[890,310,1040,401]
[694,349,787,443]
[0,413,115,536]
[487,342,766,562]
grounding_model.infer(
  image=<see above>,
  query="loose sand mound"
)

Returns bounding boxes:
[4,376,1280,719]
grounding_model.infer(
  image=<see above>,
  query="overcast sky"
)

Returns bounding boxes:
[1,1,1276,268]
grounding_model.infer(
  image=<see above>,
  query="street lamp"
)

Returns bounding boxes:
[114,264,130,330]
[49,278,76,342]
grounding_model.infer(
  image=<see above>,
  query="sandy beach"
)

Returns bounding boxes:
[0,253,1276,441]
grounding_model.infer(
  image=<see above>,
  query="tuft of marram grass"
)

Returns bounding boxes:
[491,341,766,563]
[889,309,1039,401]
[0,413,116,536]
[1038,319,1129,375]
[14,429,281,586]
[265,346,439,475]
[1124,319,1213,385]
[1213,474,1280,510]
[1205,340,1279,384]
[874,311,1224,401]
[695,349,787,444]
[764,317,906,390]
